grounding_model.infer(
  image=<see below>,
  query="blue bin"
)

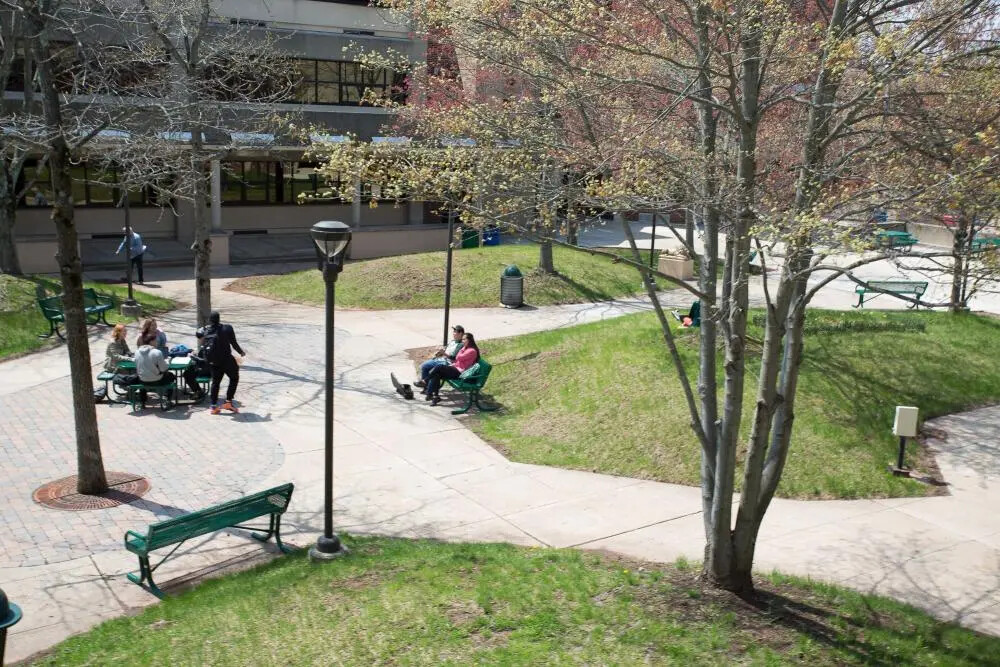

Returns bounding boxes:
[483,227,500,246]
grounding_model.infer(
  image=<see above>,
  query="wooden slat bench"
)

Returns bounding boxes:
[445,359,498,415]
[854,280,928,308]
[124,483,295,597]
[36,288,114,339]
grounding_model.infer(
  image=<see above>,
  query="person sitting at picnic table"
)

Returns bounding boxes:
[425,332,480,406]
[180,327,210,400]
[135,342,175,402]
[136,317,167,354]
[104,323,132,373]
[415,324,465,390]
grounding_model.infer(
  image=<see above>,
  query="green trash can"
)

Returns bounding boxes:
[501,264,523,308]
[460,227,480,249]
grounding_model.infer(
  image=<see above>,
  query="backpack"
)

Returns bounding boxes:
[201,324,228,365]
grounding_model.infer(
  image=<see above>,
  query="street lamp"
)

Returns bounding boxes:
[309,220,351,561]
[0,586,22,665]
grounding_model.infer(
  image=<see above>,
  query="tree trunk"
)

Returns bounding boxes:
[950,214,970,313]
[0,175,22,275]
[29,18,108,494]
[191,153,212,326]
[538,239,555,274]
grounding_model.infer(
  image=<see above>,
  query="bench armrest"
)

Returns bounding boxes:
[124,529,147,553]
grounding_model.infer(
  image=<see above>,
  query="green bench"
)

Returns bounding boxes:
[36,287,115,339]
[971,238,1000,252]
[671,300,701,327]
[128,379,177,411]
[445,358,498,415]
[854,280,928,308]
[875,230,918,252]
[124,483,295,598]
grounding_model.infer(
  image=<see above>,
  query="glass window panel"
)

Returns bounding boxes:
[362,67,386,86]
[316,82,339,104]
[221,162,244,202]
[70,165,88,205]
[342,84,362,104]
[296,60,317,81]
[340,62,361,84]
[23,161,53,206]
[243,161,269,201]
[316,61,339,82]
[293,79,315,103]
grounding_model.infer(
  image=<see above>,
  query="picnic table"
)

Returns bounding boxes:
[102,357,205,411]
[875,230,918,252]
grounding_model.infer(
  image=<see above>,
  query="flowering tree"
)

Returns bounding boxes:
[316,0,992,593]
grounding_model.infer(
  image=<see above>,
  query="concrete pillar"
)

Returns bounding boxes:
[210,160,223,232]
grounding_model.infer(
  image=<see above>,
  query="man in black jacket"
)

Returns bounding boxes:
[203,311,246,414]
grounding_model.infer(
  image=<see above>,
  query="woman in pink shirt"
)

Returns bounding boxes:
[425,332,480,405]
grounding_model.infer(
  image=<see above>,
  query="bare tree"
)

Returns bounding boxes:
[135,0,296,325]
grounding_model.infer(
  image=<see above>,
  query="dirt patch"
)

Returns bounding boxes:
[445,599,484,626]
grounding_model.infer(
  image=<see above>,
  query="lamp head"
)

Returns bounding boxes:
[311,220,351,272]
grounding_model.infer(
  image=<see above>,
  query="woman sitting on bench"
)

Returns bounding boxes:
[424,332,480,406]
[104,324,132,373]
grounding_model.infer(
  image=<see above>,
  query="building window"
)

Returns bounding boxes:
[291,59,407,106]
[16,160,162,207]
[219,161,343,204]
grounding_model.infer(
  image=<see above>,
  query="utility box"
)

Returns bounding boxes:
[893,406,919,438]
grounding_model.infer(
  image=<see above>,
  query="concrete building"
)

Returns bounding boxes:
[6,0,449,273]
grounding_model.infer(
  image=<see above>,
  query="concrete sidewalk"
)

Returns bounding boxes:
[2,266,999,661]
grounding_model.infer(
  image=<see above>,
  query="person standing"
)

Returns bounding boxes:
[202,311,246,414]
[116,227,147,284]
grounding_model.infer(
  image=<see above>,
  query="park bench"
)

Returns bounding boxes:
[971,237,1000,252]
[124,483,295,598]
[854,280,928,308]
[445,358,498,415]
[875,230,918,253]
[36,288,114,339]
[671,300,701,327]
[127,378,177,411]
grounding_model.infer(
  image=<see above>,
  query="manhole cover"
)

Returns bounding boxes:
[33,471,151,511]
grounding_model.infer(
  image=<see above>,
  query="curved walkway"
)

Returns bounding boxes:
[2,265,999,661]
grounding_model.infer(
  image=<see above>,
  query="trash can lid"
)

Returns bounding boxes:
[502,264,523,277]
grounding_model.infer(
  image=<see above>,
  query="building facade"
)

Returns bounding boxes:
[6,0,448,273]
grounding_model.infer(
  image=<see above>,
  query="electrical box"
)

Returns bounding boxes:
[893,406,919,438]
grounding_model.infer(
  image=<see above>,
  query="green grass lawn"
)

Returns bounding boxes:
[468,309,1000,499]
[0,274,176,360]
[32,537,995,665]
[228,245,659,310]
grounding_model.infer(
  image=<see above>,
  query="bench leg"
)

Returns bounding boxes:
[473,391,498,413]
[126,555,165,599]
[451,392,475,415]
[99,309,111,326]
[248,514,294,553]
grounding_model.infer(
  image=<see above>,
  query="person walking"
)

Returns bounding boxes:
[202,311,246,414]
[116,227,147,284]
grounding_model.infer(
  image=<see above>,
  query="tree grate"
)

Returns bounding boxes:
[33,472,151,511]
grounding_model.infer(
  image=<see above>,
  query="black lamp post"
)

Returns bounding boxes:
[309,220,352,561]
[442,209,456,346]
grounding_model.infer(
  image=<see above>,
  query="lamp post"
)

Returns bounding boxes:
[119,190,141,318]
[443,209,456,346]
[309,220,352,561]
